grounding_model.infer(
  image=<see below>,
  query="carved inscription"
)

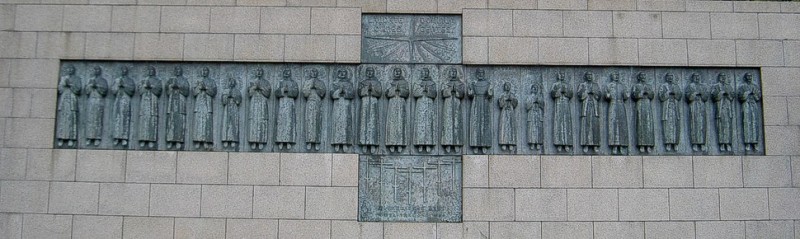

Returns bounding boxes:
[362,15,461,64]
[358,155,462,222]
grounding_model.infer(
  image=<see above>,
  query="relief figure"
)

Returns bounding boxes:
[687,73,708,152]
[468,69,493,154]
[526,82,544,151]
[56,65,81,148]
[192,67,217,150]
[552,73,573,153]
[247,68,271,150]
[578,72,601,154]
[659,73,682,152]
[441,68,464,153]
[605,73,629,155]
[632,73,655,153]
[386,67,409,153]
[221,77,241,149]
[413,68,437,153]
[303,69,326,151]
[358,67,382,154]
[738,73,761,152]
[712,73,735,152]
[332,69,355,152]
[275,69,299,150]
[137,66,162,149]
[498,82,518,151]
[84,66,109,146]
[110,66,135,147]
[165,66,190,149]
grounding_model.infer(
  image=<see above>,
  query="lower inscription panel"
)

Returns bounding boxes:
[358,155,462,222]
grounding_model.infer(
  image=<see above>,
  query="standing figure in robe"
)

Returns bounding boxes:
[413,68,437,153]
[221,77,241,149]
[332,69,355,152]
[275,69,299,150]
[358,67,382,154]
[659,73,682,152]
[56,65,81,148]
[468,69,493,154]
[605,72,629,155]
[84,66,109,146]
[111,66,135,147]
[441,67,465,153]
[138,66,162,149]
[551,73,573,153]
[526,82,544,151]
[165,66,190,150]
[304,69,326,151]
[498,82,518,151]
[632,73,655,153]
[247,68,271,150]
[738,73,761,152]
[712,73,735,152]
[578,72,601,154]
[192,67,217,150]
[687,73,709,152]
[385,67,409,153]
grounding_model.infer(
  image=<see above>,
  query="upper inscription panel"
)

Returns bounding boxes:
[362,15,462,64]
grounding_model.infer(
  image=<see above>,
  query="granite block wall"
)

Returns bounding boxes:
[1,0,799,238]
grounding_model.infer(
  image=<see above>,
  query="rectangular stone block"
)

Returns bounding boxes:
[538,0,587,10]
[332,154,357,186]
[594,222,644,239]
[542,222,592,239]
[126,151,176,183]
[73,215,122,239]
[280,153,331,186]
[515,189,566,221]
[133,33,184,60]
[98,183,149,216]
[26,149,75,181]
[76,150,126,182]
[15,5,62,31]
[669,189,720,220]
[5,119,53,149]
[490,222,541,239]
[612,11,662,38]
[463,155,488,187]
[784,2,800,13]
[719,188,768,220]
[0,32,36,59]
[588,38,638,65]
[261,7,310,34]
[0,5,14,31]
[785,41,800,67]
[279,220,331,239]
[311,8,359,35]
[84,33,135,60]
[638,39,688,65]
[769,188,800,219]
[463,188,513,221]
[253,186,305,219]
[541,156,591,187]
[48,182,98,214]
[123,217,174,239]
[183,34,234,61]
[339,0,387,12]
[111,6,161,32]
[233,34,284,61]
[149,184,201,217]
[0,181,48,213]
[567,189,618,221]
[734,1,781,12]
[662,12,710,39]
[384,223,435,239]
[21,214,71,239]
[0,148,26,180]
[693,156,743,187]
[331,221,383,239]
[463,9,512,36]
[0,213,22,239]
[762,67,800,96]
[637,0,685,11]
[226,219,278,239]
[435,223,462,239]
[489,155,539,188]
[512,10,563,37]
[563,11,612,37]
[488,37,537,64]
[9,59,58,89]
[743,156,791,187]
[284,35,336,62]
[687,40,736,66]
[592,156,642,188]
[228,152,279,185]
[588,0,635,10]
[759,14,800,40]
[765,126,800,155]
[618,189,669,221]
[63,5,111,32]
[736,40,784,66]
[745,221,795,238]
[645,222,694,239]
[710,13,758,39]
[201,185,253,218]
[696,221,745,239]
[174,218,225,239]
[160,6,210,33]
[386,0,436,13]
[210,7,259,33]
[35,32,85,59]
[306,187,357,220]
[687,0,733,12]
[794,156,800,188]
[336,35,360,63]
[539,38,588,65]
[176,151,227,184]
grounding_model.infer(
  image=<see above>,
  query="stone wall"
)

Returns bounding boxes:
[0,0,799,238]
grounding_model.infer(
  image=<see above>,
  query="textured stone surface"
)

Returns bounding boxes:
[489,155,539,187]
[490,222,542,239]
[463,188,514,221]
[200,185,253,218]
[487,37,537,64]
[177,152,227,184]
[618,189,669,221]
[126,151,177,183]
[280,153,332,186]
[645,222,694,239]
[253,186,305,219]
[149,184,201,217]
[76,150,126,182]
[768,188,800,219]
[745,221,795,238]
[736,40,784,66]
[226,219,278,239]
[539,38,588,64]
[331,221,383,239]
[73,215,122,239]
[463,155,488,187]
[332,154,358,186]
[0,181,49,213]
[687,40,736,66]
[133,33,184,60]
[228,152,280,185]
[719,188,769,220]
[638,39,688,65]
[209,7,259,33]
[710,13,759,39]
[612,11,662,38]
[261,7,310,34]
[696,221,745,239]
[563,11,612,37]
[588,38,638,65]
[567,189,618,221]
[592,156,642,188]
[15,5,63,31]
[306,187,357,219]
[693,156,743,187]
[743,156,792,187]
[594,222,644,239]
[311,8,360,35]
[0,213,22,239]
[98,183,149,216]
[233,34,284,61]
[122,217,174,239]
[669,189,720,220]
[48,182,99,214]
[513,10,563,37]
[174,218,225,239]
[542,222,592,239]
[384,223,435,239]
[22,214,71,239]
[515,189,566,221]
[27,149,75,181]
[463,9,512,36]
[541,156,591,187]
[160,6,210,33]
[662,12,710,39]
[111,6,161,32]
[278,220,331,239]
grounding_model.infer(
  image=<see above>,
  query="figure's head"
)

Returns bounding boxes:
[691,73,700,82]
[610,72,619,82]
[476,69,485,80]
[393,67,402,78]
[448,68,458,78]
[365,67,375,78]
[337,69,348,80]
[64,65,75,75]
[717,73,727,83]
[584,72,594,82]
[503,81,512,91]
[201,67,210,77]
[254,68,264,78]
[744,73,754,83]
[282,69,291,78]
[146,66,156,76]
[665,73,675,83]
[309,69,318,78]
[92,66,102,76]
[556,72,564,81]
[637,72,646,82]
[530,83,539,94]
[174,66,183,76]
[120,66,129,76]
[227,78,237,88]
[421,68,430,78]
